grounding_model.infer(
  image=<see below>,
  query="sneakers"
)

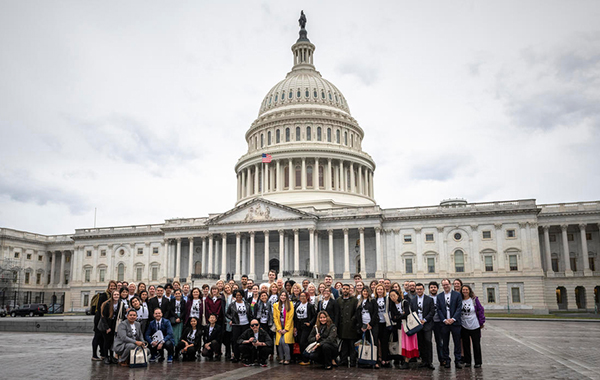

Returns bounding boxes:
[260,362,268,367]
[167,355,173,363]
[149,356,157,363]
[243,361,252,367]
[91,356,101,361]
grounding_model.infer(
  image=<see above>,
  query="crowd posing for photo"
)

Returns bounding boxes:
[91,271,485,370]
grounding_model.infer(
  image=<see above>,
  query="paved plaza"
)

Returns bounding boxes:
[0,320,598,380]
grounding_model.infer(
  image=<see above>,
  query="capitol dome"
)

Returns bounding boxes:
[234,14,376,210]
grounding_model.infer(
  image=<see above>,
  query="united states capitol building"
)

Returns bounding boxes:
[1,18,599,314]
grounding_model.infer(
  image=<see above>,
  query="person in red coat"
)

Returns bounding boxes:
[206,286,224,325]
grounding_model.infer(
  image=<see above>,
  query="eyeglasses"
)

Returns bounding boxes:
[250,323,259,327]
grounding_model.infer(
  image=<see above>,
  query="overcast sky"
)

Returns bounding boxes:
[1,1,599,235]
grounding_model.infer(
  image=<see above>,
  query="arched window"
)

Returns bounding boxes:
[297,89,301,98]
[282,91,285,100]
[336,129,340,143]
[267,131,271,145]
[350,133,354,147]
[269,95,272,104]
[276,129,280,143]
[319,165,324,188]
[285,128,290,142]
[335,94,338,102]
[260,134,264,148]
[296,127,301,141]
[254,136,258,149]
[454,250,465,273]
[344,131,348,145]
[313,89,317,98]
[117,263,124,282]
[289,90,293,99]
[274,94,278,102]
[284,166,289,189]
[307,165,313,188]
[321,91,325,99]
[306,126,311,141]
[346,168,351,189]
[295,165,301,188]
[327,128,332,142]
[329,92,332,100]
[317,127,322,141]
[305,89,309,97]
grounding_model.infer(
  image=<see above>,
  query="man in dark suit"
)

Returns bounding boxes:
[148,286,171,320]
[411,283,435,370]
[145,308,175,363]
[436,278,463,369]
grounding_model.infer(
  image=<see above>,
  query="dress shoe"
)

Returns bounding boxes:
[401,361,410,369]
[110,357,118,364]
[455,362,463,369]
[119,361,129,367]
[103,357,111,365]
[444,362,451,368]
[464,362,471,367]
[426,363,435,370]
[474,364,482,368]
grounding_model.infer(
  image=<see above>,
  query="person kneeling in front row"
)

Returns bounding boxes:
[145,308,175,363]
[176,316,202,361]
[237,318,273,367]
[304,311,338,370]
[114,309,146,367]
[201,314,223,361]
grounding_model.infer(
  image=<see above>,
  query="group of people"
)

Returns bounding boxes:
[91,271,485,370]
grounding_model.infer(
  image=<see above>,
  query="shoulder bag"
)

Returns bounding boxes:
[403,301,423,336]
[129,346,150,368]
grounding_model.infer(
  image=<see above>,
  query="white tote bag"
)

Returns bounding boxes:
[357,331,377,366]
[130,346,150,368]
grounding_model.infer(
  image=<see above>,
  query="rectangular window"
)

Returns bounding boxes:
[83,293,90,307]
[586,233,592,241]
[38,255,43,261]
[36,273,41,285]
[551,257,559,272]
[506,229,516,238]
[425,233,434,242]
[455,254,465,273]
[567,233,574,241]
[86,250,92,257]
[14,252,19,259]
[85,269,91,283]
[100,250,106,257]
[153,247,159,255]
[137,248,143,255]
[485,256,494,272]
[65,274,69,285]
[405,258,413,274]
[589,257,595,272]
[509,255,518,271]
[549,234,556,242]
[136,267,142,282]
[47,274,51,285]
[403,235,412,243]
[486,288,496,303]
[570,257,577,271]
[152,267,158,281]
[25,272,30,284]
[26,253,32,260]
[427,257,435,273]
[99,269,105,283]
[482,231,492,239]
[511,287,521,303]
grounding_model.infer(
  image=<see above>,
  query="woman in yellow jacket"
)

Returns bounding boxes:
[273,290,295,365]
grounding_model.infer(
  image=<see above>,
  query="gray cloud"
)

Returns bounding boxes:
[336,61,380,86]
[409,155,469,182]
[68,114,199,169]
[0,170,90,215]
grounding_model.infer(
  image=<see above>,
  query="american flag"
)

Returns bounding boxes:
[262,153,272,163]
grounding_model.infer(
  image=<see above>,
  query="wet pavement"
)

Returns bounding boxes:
[0,320,598,380]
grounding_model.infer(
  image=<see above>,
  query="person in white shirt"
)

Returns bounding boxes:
[114,309,146,367]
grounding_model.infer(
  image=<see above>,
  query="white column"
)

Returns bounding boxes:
[145,243,151,281]
[276,160,281,191]
[175,238,182,280]
[208,235,214,275]
[106,245,113,282]
[59,251,66,286]
[278,230,285,275]
[359,228,366,277]
[343,228,350,279]
[70,248,78,283]
[339,161,345,192]
[235,233,241,280]
[288,158,293,190]
[241,170,246,198]
[520,222,531,270]
[471,225,481,275]
[364,168,369,197]
[375,227,383,278]
[241,235,247,274]
[529,223,542,273]
[495,224,505,272]
[221,233,227,280]
[249,232,256,279]
[314,158,320,190]
[130,243,137,280]
[188,237,194,279]
[254,164,259,194]
[580,224,591,275]
[327,158,332,191]
[393,229,400,274]
[350,162,355,193]
[246,167,251,196]
[328,229,334,276]
[263,231,270,280]
[561,225,573,276]
[358,165,363,194]
[542,226,553,273]
[163,239,170,281]
[308,228,316,274]
[92,245,99,283]
[293,229,300,274]
[315,231,320,275]
[301,158,306,190]
[215,239,220,275]
[263,163,268,193]
[369,170,374,198]
[201,237,207,275]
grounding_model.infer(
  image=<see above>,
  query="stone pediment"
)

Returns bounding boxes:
[208,199,317,225]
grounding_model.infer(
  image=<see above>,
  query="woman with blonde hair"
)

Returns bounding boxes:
[374,284,391,367]
[291,283,303,304]
[273,290,295,365]
[268,283,279,305]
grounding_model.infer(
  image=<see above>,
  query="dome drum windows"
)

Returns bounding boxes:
[313,89,317,98]
[306,126,311,141]
[305,88,309,98]
[276,129,280,143]
[317,127,322,141]
[307,165,313,188]
[289,90,293,99]
[336,129,340,143]
[285,128,290,142]
[296,127,301,141]
[267,131,271,145]
[297,89,301,98]
[327,128,332,142]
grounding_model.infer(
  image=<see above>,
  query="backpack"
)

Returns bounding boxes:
[90,292,101,315]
